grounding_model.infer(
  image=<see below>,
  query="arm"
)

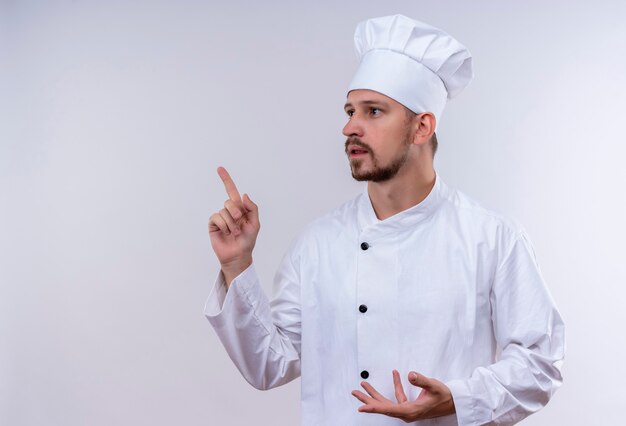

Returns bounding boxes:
[204,258,302,390]
[446,231,565,425]
[205,167,301,390]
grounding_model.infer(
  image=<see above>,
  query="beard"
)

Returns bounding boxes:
[345,126,412,183]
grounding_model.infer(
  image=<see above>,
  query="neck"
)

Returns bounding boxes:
[367,159,436,221]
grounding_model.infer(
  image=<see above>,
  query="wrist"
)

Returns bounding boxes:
[221,256,253,287]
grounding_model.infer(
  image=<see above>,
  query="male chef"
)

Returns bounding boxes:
[205,14,565,426]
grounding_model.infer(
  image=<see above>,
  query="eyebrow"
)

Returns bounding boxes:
[344,100,391,110]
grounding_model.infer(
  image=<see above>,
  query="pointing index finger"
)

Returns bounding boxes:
[217,166,242,203]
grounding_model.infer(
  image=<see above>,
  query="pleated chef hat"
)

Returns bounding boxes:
[347,14,473,128]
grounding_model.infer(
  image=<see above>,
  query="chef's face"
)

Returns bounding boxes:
[342,89,414,182]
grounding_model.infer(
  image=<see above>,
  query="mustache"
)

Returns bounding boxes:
[344,137,373,155]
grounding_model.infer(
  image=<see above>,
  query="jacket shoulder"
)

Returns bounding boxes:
[441,184,527,242]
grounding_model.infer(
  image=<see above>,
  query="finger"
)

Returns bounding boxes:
[242,193,259,226]
[217,166,242,203]
[392,370,408,403]
[360,381,388,402]
[358,404,381,414]
[224,199,244,222]
[242,193,257,214]
[219,208,241,235]
[352,394,401,418]
[409,371,435,391]
[351,390,375,405]
[209,213,230,235]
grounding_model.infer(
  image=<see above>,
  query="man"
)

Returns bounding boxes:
[205,15,564,425]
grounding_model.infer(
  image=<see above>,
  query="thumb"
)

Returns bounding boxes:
[242,194,259,223]
[408,372,433,390]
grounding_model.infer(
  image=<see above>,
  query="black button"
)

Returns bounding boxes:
[360,370,369,379]
[359,304,368,313]
[360,242,369,250]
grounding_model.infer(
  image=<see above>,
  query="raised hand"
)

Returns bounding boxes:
[351,370,456,422]
[208,166,260,286]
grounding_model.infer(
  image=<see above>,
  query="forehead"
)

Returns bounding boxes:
[344,89,401,109]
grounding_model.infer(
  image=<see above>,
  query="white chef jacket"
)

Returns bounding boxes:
[204,172,565,426]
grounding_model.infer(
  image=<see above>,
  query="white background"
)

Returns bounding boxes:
[1,1,625,424]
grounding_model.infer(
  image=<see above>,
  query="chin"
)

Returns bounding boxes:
[350,168,372,182]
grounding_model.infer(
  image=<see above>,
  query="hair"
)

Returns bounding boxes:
[404,108,438,158]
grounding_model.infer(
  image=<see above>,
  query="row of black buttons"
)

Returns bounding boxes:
[359,241,370,380]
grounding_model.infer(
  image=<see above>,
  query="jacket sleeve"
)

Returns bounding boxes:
[446,231,565,425]
[204,247,302,391]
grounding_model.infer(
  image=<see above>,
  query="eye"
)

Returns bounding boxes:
[346,109,355,117]
[370,107,381,116]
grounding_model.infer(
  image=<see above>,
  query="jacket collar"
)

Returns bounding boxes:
[356,170,447,238]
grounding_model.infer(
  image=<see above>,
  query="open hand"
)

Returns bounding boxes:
[351,370,455,422]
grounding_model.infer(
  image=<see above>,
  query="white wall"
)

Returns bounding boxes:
[1,1,625,424]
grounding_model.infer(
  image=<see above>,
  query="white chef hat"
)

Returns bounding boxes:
[347,14,473,128]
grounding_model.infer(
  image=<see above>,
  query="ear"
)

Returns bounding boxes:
[411,112,436,146]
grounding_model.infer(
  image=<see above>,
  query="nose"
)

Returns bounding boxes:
[342,114,364,138]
